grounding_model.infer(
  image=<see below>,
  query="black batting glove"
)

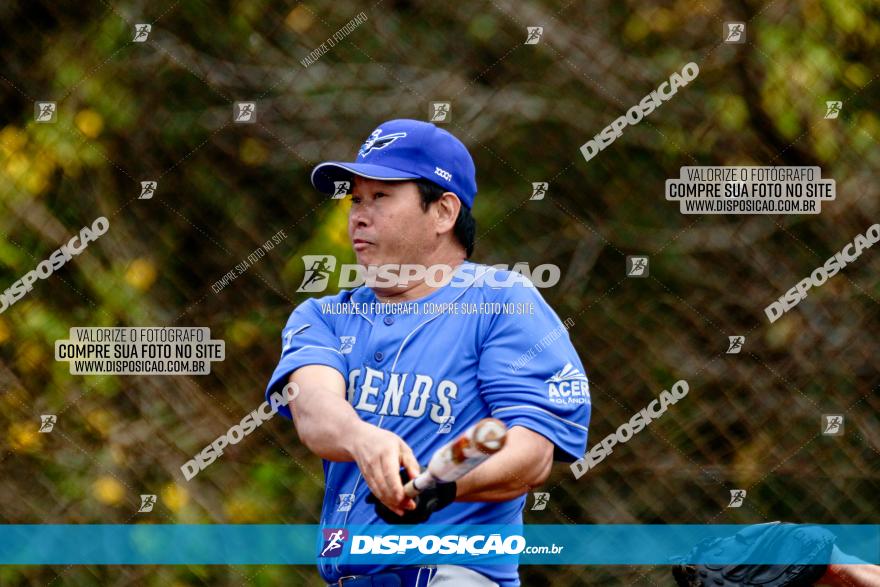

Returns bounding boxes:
[366,469,457,524]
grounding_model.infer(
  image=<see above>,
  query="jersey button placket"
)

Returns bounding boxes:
[375,315,392,363]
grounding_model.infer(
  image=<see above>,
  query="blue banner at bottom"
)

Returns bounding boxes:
[1,524,877,565]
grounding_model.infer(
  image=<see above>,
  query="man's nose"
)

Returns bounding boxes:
[350,205,371,227]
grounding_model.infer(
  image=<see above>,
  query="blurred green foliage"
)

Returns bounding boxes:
[1,0,878,585]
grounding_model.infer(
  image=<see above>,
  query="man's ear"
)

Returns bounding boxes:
[434,192,461,234]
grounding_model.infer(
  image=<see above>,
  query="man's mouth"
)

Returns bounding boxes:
[352,238,373,251]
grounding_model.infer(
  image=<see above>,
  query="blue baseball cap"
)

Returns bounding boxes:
[310,119,478,208]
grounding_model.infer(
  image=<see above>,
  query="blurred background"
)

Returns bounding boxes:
[1,0,878,585]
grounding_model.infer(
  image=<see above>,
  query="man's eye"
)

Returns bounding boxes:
[375,193,386,198]
[350,196,361,204]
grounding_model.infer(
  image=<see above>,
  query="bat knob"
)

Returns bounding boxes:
[473,418,507,454]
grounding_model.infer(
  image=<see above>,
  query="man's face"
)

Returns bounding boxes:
[347,176,436,267]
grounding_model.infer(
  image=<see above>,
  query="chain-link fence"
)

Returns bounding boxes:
[1,0,878,585]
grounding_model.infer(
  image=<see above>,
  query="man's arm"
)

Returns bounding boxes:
[454,426,554,502]
[287,365,420,516]
[819,546,880,586]
[471,286,590,503]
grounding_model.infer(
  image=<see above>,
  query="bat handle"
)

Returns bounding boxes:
[404,471,435,498]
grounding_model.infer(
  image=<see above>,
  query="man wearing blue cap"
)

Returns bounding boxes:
[265,119,591,586]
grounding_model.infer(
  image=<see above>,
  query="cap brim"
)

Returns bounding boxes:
[311,162,421,195]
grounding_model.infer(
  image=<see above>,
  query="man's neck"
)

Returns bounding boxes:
[371,258,467,303]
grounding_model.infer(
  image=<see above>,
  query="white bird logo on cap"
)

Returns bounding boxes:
[358,128,407,158]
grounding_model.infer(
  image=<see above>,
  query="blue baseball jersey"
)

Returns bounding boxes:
[265,261,590,586]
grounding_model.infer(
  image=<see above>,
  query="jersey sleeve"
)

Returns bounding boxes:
[264,298,348,420]
[476,285,590,462]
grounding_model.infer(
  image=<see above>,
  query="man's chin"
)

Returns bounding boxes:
[354,254,380,268]
[370,283,410,298]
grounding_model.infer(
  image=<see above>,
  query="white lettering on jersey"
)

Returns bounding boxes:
[404,374,434,417]
[379,372,408,416]
[348,370,459,423]
[347,368,361,403]
[546,362,590,405]
[429,380,458,423]
[355,367,383,412]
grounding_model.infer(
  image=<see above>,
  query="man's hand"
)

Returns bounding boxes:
[348,422,421,516]
[367,469,457,524]
[286,366,421,516]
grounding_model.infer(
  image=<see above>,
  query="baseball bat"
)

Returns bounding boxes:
[403,417,508,498]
